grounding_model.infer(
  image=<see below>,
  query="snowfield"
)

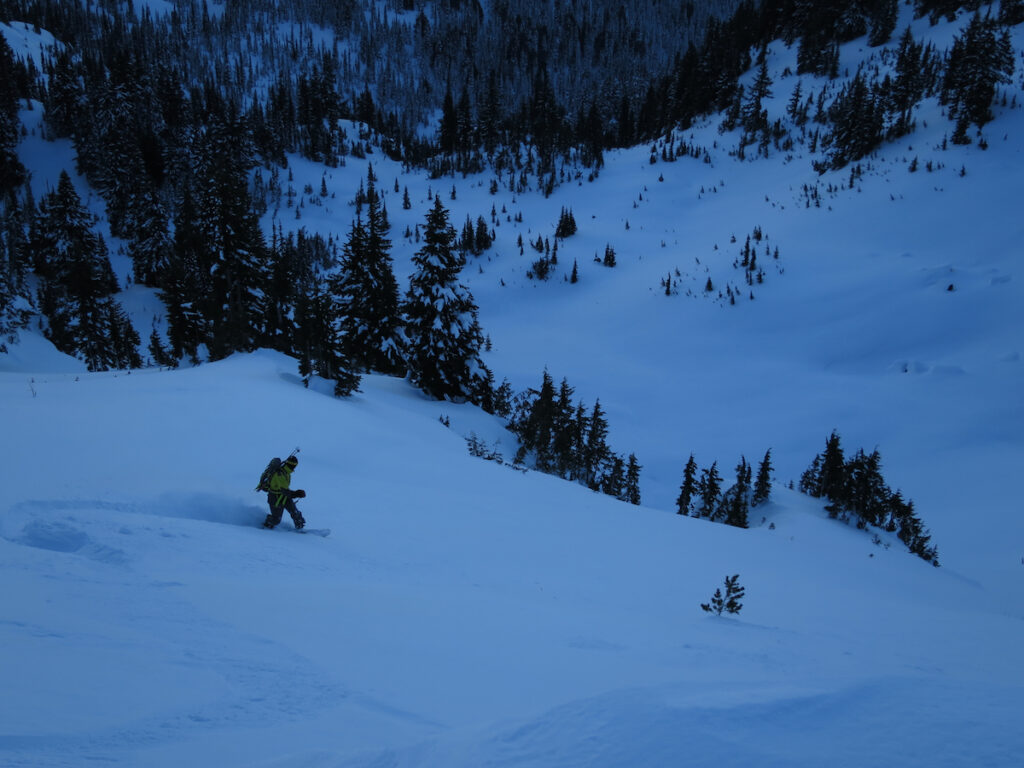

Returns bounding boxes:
[3,353,1022,767]
[2,6,1024,767]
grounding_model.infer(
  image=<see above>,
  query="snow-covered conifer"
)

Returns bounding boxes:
[402,197,490,404]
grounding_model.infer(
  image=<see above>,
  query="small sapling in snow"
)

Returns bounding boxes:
[701,574,745,616]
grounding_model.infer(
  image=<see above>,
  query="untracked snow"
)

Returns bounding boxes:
[2,7,1024,767]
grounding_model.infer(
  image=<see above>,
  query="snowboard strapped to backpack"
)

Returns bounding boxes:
[255,447,300,492]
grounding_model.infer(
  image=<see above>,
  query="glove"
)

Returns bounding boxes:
[292,489,306,499]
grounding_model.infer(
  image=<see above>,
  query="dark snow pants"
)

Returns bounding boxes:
[265,492,304,528]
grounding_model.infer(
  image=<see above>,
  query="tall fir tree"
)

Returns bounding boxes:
[551,377,578,478]
[816,431,846,502]
[886,27,928,138]
[162,185,208,364]
[402,196,490,404]
[331,180,403,375]
[191,110,270,359]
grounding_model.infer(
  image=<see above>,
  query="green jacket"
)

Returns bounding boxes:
[268,465,293,506]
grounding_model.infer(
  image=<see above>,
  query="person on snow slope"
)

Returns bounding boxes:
[262,455,306,530]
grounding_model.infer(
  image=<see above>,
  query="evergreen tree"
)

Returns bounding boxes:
[1000,0,1024,26]
[460,215,476,254]
[294,264,361,396]
[752,449,773,507]
[799,432,939,565]
[148,328,176,368]
[722,456,751,528]
[624,453,642,505]
[191,111,270,359]
[886,27,928,138]
[602,455,626,499]
[555,207,578,238]
[0,197,31,352]
[942,13,1015,138]
[127,186,173,288]
[570,401,589,481]
[915,0,960,24]
[582,399,612,491]
[844,448,889,527]
[474,216,491,252]
[43,50,82,140]
[439,85,457,155]
[697,461,723,519]
[723,574,745,614]
[81,79,147,240]
[402,196,490,403]
[332,176,403,374]
[513,369,558,471]
[826,70,884,169]
[261,225,298,354]
[551,377,577,477]
[162,186,208,364]
[0,35,26,200]
[741,56,773,147]
[701,574,745,616]
[894,496,939,565]
[867,0,899,46]
[676,454,699,515]
[797,28,839,78]
[817,431,846,502]
[30,171,141,370]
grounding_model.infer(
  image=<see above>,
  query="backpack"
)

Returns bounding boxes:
[256,457,282,492]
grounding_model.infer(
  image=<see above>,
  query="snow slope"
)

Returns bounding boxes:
[3,7,1024,767]
[3,352,1021,767]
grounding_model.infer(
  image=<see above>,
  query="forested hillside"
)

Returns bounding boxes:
[1,0,1021,385]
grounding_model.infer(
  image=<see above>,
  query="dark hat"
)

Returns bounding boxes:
[284,455,298,467]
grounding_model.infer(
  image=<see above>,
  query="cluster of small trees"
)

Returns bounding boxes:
[507,371,641,505]
[676,450,773,529]
[458,214,494,256]
[799,431,939,565]
[554,207,578,239]
[942,10,1017,143]
[734,227,777,285]
[525,208,579,281]
[310,178,492,404]
[804,11,1016,170]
